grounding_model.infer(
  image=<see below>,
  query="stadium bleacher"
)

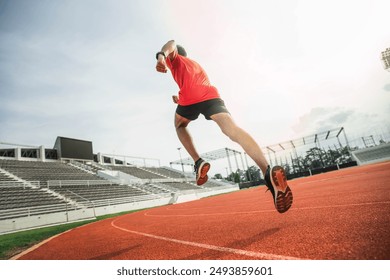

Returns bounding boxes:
[0,157,233,228]
[144,167,186,179]
[109,165,166,179]
[0,172,12,182]
[0,185,67,211]
[0,136,236,233]
[49,183,151,204]
[0,160,101,187]
[352,143,390,165]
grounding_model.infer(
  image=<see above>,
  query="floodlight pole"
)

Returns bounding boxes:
[243,152,250,169]
[177,147,184,173]
[233,151,239,170]
[225,148,233,175]
[342,127,351,151]
[243,152,252,181]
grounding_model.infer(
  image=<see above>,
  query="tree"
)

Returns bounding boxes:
[335,146,352,164]
[303,147,326,169]
[245,166,262,181]
[300,146,352,169]
[282,163,292,174]
[226,171,239,183]
[291,156,306,172]
[226,169,246,183]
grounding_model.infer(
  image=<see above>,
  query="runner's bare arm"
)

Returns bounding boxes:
[156,40,177,73]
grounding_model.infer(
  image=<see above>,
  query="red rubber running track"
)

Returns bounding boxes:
[15,162,390,260]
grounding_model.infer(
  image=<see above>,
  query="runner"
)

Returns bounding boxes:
[155,40,293,213]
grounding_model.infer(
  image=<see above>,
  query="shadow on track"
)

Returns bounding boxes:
[183,227,280,260]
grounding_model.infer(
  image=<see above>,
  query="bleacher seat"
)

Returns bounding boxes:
[109,165,166,179]
[0,159,232,220]
[352,143,390,165]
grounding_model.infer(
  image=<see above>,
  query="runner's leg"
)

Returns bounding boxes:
[175,113,201,162]
[211,112,293,213]
[210,112,269,175]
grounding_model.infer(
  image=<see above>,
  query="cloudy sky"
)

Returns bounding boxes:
[0,0,389,173]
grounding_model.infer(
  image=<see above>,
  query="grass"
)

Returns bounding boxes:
[0,210,141,260]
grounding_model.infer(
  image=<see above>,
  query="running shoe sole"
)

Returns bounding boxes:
[196,162,210,186]
[197,175,208,186]
[270,166,293,213]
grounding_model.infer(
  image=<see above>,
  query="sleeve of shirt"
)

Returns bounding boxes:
[166,50,179,70]
[165,56,173,70]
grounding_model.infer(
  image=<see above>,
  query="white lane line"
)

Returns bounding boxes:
[111,219,303,260]
[143,201,390,217]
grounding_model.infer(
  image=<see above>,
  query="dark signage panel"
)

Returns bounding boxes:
[54,137,93,160]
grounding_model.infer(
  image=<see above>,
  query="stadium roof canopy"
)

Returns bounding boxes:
[170,127,348,168]
[264,127,347,153]
[170,147,243,167]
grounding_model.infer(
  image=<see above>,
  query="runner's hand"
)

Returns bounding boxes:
[156,56,168,73]
[172,95,179,104]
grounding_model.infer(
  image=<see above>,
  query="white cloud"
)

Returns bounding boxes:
[292,106,389,142]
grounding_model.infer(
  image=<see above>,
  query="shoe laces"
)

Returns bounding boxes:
[194,159,202,173]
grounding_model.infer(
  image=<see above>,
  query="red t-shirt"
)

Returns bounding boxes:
[166,54,220,106]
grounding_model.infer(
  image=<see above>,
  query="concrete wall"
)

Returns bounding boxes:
[175,186,239,203]
[0,208,95,234]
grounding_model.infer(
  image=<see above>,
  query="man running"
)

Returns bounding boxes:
[155,40,293,213]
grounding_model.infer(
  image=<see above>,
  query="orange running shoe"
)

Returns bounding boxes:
[264,165,293,213]
[194,158,210,186]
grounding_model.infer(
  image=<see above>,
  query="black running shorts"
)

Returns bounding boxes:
[176,98,230,120]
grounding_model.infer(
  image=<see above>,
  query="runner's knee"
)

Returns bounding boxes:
[175,117,190,130]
